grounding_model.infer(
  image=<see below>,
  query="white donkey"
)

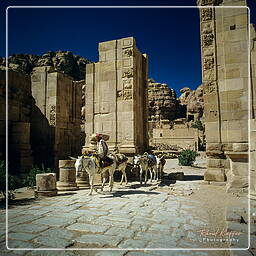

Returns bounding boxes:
[156,155,166,180]
[72,155,116,195]
[133,155,151,185]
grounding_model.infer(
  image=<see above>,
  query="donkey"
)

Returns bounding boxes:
[133,155,151,185]
[71,155,116,195]
[110,153,129,185]
[156,155,166,180]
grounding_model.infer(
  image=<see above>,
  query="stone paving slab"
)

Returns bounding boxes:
[31,217,76,227]
[39,228,75,240]
[76,234,122,247]
[9,224,49,233]
[8,232,39,242]
[118,239,148,249]
[32,235,75,248]
[67,223,109,233]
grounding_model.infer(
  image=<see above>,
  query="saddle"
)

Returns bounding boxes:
[100,156,114,168]
[85,153,113,168]
[147,154,157,167]
[115,154,128,166]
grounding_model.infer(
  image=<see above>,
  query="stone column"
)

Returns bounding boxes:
[36,173,57,197]
[57,160,78,191]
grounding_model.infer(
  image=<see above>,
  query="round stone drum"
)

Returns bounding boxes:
[57,160,78,191]
[36,173,57,197]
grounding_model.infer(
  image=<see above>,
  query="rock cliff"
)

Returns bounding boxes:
[178,85,204,118]
[148,79,177,122]
[0,51,91,81]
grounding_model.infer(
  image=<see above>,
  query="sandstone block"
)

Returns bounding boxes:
[204,168,226,182]
[233,143,248,152]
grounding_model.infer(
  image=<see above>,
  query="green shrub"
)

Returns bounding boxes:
[22,165,53,189]
[0,160,19,200]
[178,149,197,166]
[191,120,204,131]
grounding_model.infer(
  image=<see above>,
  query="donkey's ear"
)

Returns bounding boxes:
[69,156,77,160]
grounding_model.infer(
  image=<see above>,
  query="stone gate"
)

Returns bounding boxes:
[83,37,148,155]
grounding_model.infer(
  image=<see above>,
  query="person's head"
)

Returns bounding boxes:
[96,133,102,142]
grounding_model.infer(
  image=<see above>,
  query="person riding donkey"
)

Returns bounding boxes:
[95,133,113,168]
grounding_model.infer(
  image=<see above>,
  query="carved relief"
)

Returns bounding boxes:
[124,90,132,100]
[203,68,216,81]
[49,105,56,126]
[123,48,133,58]
[201,8,213,21]
[123,78,133,89]
[203,48,214,57]
[202,22,213,34]
[117,90,123,99]
[203,56,215,70]
[202,33,214,47]
[200,0,215,6]
[122,68,133,78]
[204,82,217,94]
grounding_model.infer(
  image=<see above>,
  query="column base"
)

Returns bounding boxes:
[56,181,78,191]
[35,189,58,197]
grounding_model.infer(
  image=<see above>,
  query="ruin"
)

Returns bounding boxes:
[31,67,83,170]
[0,68,33,173]
[198,0,254,192]
[83,37,148,155]
[148,80,204,152]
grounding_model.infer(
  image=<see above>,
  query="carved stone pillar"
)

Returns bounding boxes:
[198,2,225,181]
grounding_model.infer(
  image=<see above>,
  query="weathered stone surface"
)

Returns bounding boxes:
[148,79,177,122]
[204,168,225,182]
[36,173,57,196]
[83,37,148,154]
[178,85,204,119]
[0,51,91,81]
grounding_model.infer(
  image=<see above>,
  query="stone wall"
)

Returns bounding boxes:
[151,119,201,151]
[31,67,82,170]
[198,0,250,190]
[250,24,256,199]
[83,37,148,155]
[0,68,33,173]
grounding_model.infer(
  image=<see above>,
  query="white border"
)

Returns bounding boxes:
[5,5,251,252]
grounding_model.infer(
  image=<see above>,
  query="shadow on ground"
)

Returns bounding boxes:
[99,189,159,198]
[184,175,204,181]
[0,198,37,209]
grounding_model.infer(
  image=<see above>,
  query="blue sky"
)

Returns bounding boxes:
[1,0,256,94]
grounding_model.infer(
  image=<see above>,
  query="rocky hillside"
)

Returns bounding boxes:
[178,85,204,118]
[0,51,92,81]
[148,79,177,122]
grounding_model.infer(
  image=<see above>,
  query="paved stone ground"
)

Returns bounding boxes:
[0,157,254,256]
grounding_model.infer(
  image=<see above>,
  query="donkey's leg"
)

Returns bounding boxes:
[124,169,128,185]
[140,167,143,185]
[149,168,153,183]
[88,174,93,196]
[109,170,114,192]
[120,169,124,185]
[144,169,148,184]
[101,170,107,192]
